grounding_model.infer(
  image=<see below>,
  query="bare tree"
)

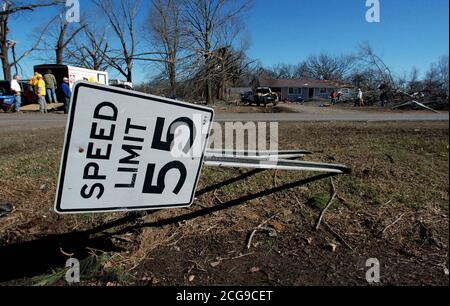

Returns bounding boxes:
[357,42,395,88]
[293,62,312,79]
[146,0,183,97]
[38,6,87,65]
[91,0,138,82]
[0,0,61,80]
[181,0,252,104]
[66,27,110,71]
[425,55,449,97]
[92,0,167,83]
[303,52,355,81]
[408,67,422,92]
[270,63,297,79]
[53,14,86,64]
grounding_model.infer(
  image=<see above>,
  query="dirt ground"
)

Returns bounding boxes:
[0,121,448,286]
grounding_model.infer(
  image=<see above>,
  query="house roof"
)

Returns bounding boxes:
[258,78,351,89]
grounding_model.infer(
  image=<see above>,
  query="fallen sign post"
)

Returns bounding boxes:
[55,82,350,214]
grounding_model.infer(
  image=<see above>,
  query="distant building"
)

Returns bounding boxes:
[254,78,352,101]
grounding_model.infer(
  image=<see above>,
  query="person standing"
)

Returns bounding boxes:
[355,88,364,107]
[29,72,39,93]
[380,91,389,107]
[61,77,72,114]
[330,90,337,105]
[36,75,47,113]
[10,74,22,113]
[44,69,58,103]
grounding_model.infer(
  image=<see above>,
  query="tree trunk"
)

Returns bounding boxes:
[169,61,176,97]
[1,42,11,81]
[127,68,132,83]
[1,56,11,81]
[56,47,63,65]
[1,16,11,81]
[205,79,212,104]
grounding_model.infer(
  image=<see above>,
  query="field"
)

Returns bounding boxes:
[0,121,448,286]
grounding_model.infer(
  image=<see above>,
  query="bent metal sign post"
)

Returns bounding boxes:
[55,82,214,214]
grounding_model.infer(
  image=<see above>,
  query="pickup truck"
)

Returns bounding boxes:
[248,87,278,107]
[0,81,17,112]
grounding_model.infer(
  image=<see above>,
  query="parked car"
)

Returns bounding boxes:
[110,83,134,90]
[249,87,278,106]
[240,91,253,103]
[109,79,133,90]
[0,81,16,112]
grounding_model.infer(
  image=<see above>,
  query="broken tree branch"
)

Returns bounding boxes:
[315,177,337,231]
[247,215,278,249]
[380,213,407,236]
[324,221,353,251]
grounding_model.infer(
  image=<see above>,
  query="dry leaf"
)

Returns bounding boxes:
[269,220,284,232]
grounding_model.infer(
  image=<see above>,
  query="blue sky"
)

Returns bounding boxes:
[6,0,449,82]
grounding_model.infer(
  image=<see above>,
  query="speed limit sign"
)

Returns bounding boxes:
[55,82,214,214]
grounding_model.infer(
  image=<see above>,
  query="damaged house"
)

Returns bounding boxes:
[254,78,352,101]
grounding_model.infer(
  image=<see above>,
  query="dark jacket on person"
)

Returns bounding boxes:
[61,82,72,98]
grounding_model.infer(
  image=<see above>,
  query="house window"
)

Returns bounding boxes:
[320,88,328,94]
[289,88,294,94]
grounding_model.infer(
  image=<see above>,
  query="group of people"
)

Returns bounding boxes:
[10,70,72,114]
[329,88,365,107]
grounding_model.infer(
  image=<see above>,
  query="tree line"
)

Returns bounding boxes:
[1,0,448,104]
[258,43,449,102]
[1,0,253,104]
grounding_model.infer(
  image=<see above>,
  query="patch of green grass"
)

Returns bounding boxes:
[298,207,313,221]
[313,193,331,211]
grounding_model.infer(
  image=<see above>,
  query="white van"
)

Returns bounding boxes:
[34,64,109,90]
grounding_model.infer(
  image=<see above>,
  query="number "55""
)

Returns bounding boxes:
[142,117,196,195]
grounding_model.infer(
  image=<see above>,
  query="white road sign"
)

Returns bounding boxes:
[55,82,214,214]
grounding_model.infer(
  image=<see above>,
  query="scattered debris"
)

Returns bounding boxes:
[188,275,195,282]
[392,101,439,113]
[247,215,279,249]
[379,213,407,236]
[324,222,354,251]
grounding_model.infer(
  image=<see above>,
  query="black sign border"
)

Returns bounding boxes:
[55,82,214,214]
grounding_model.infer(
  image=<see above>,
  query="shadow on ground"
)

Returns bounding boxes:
[0,170,334,283]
